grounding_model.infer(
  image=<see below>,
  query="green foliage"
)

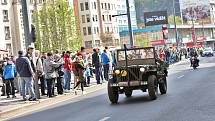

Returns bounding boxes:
[34,0,81,52]
[168,15,182,25]
[134,33,151,47]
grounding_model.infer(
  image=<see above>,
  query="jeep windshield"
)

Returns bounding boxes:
[117,48,155,61]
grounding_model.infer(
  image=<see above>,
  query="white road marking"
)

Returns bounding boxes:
[99,117,110,121]
[177,75,184,79]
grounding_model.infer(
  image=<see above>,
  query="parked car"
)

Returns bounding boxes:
[202,47,214,57]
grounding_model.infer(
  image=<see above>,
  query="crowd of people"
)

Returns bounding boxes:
[0,45,114,101]
[158,46,203,66]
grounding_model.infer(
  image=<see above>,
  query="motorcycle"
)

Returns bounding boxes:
[191,57,199,69]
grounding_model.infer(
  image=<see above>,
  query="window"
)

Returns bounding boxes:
[95,15,98,21]
[30,0,33,4]
[80,3,84,11]
[82,15,85,23]
[1,0,7,4]
[94,27,96,34]
[4,26,10,40]
[109,15,112,21]
[38,0,42,4]
[6,44,11,52]
[92,15,95,22]
[105,3,107,10]
[85,41,92,48]
[3,10,9,21]
[107,27,110,33]
[108,3,110,10]
[95,40,100,46]
[97,27,99,33]
[94,2,96,9]
[83,27,87,36]
[85,2,89,10]
[86,14,90,22]
[102,15,105,21]
[101,3,104,9]
[88,27,92,35]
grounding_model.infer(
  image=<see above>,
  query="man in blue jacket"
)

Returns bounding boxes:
[16,51,36,101]
[3,59,16,98]
[101,50,110,81]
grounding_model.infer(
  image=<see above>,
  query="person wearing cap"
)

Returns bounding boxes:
[16,51,37,101]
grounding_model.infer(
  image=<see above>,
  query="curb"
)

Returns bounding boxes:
[0,83,107,120]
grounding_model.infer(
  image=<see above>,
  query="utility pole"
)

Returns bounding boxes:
[126,0,134,48]
[191,11,196,46]
[21,0,31,48]
[173,0,178,47]
[112,0,134,48]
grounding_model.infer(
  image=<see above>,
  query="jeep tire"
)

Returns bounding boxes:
[148,75,158,100]
[108,80,119,104]
[159,77,167,94]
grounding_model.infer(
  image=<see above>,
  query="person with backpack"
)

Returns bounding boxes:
[3,59,16,98]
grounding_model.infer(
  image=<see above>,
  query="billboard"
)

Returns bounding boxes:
[180,0,211,24]
[144,11,168,26]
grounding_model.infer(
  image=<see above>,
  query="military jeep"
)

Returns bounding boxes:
[108,46,168,104]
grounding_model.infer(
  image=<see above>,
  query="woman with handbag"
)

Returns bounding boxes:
[43,52,62,98]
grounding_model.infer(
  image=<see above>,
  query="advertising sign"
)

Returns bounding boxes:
[144,11,168,26]
[180,0,211,24]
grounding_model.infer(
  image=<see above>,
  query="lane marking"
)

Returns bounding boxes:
[99,117,110,121]
[177,75,184,79]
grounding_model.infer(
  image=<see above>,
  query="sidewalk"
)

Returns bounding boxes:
[0,78,107,120]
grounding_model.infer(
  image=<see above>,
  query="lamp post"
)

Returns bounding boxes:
[173,0,178,47]
[21,0,31,48]
[126,0,134,48]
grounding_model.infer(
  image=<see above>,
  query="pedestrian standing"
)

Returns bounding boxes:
[54,54,64,95]
[85,63,91,86]
[3,59,16,98]
[74,57,86,95]
[16,51,37,101]
[101,50,110,81]
[39,52,47,95]
[64,51,72,92]
[35,50,45,98]
[43,52,62,98]
[92,49,101,84]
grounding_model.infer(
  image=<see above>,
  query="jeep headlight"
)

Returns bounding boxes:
[140,68,145,72]
[114,70,120,75]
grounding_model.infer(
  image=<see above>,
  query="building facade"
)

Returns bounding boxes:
[116,0,137,32]
[0,3,6,51]
[1,0,43,56]
[73,0,120,48]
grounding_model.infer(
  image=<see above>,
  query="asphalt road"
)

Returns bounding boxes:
[11,56,215,121]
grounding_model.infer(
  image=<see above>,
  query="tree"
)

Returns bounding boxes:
[100,32,114,46]
[34,0,81,52]
[134,33,151,47]
[168,15,182,25]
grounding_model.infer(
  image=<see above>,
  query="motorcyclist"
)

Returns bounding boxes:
[189,48,199,67]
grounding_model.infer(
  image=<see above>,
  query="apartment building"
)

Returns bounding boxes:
[116,0,138,32]
[73,0,120,48]
[0,3,6,51]
[1,0,43,55]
